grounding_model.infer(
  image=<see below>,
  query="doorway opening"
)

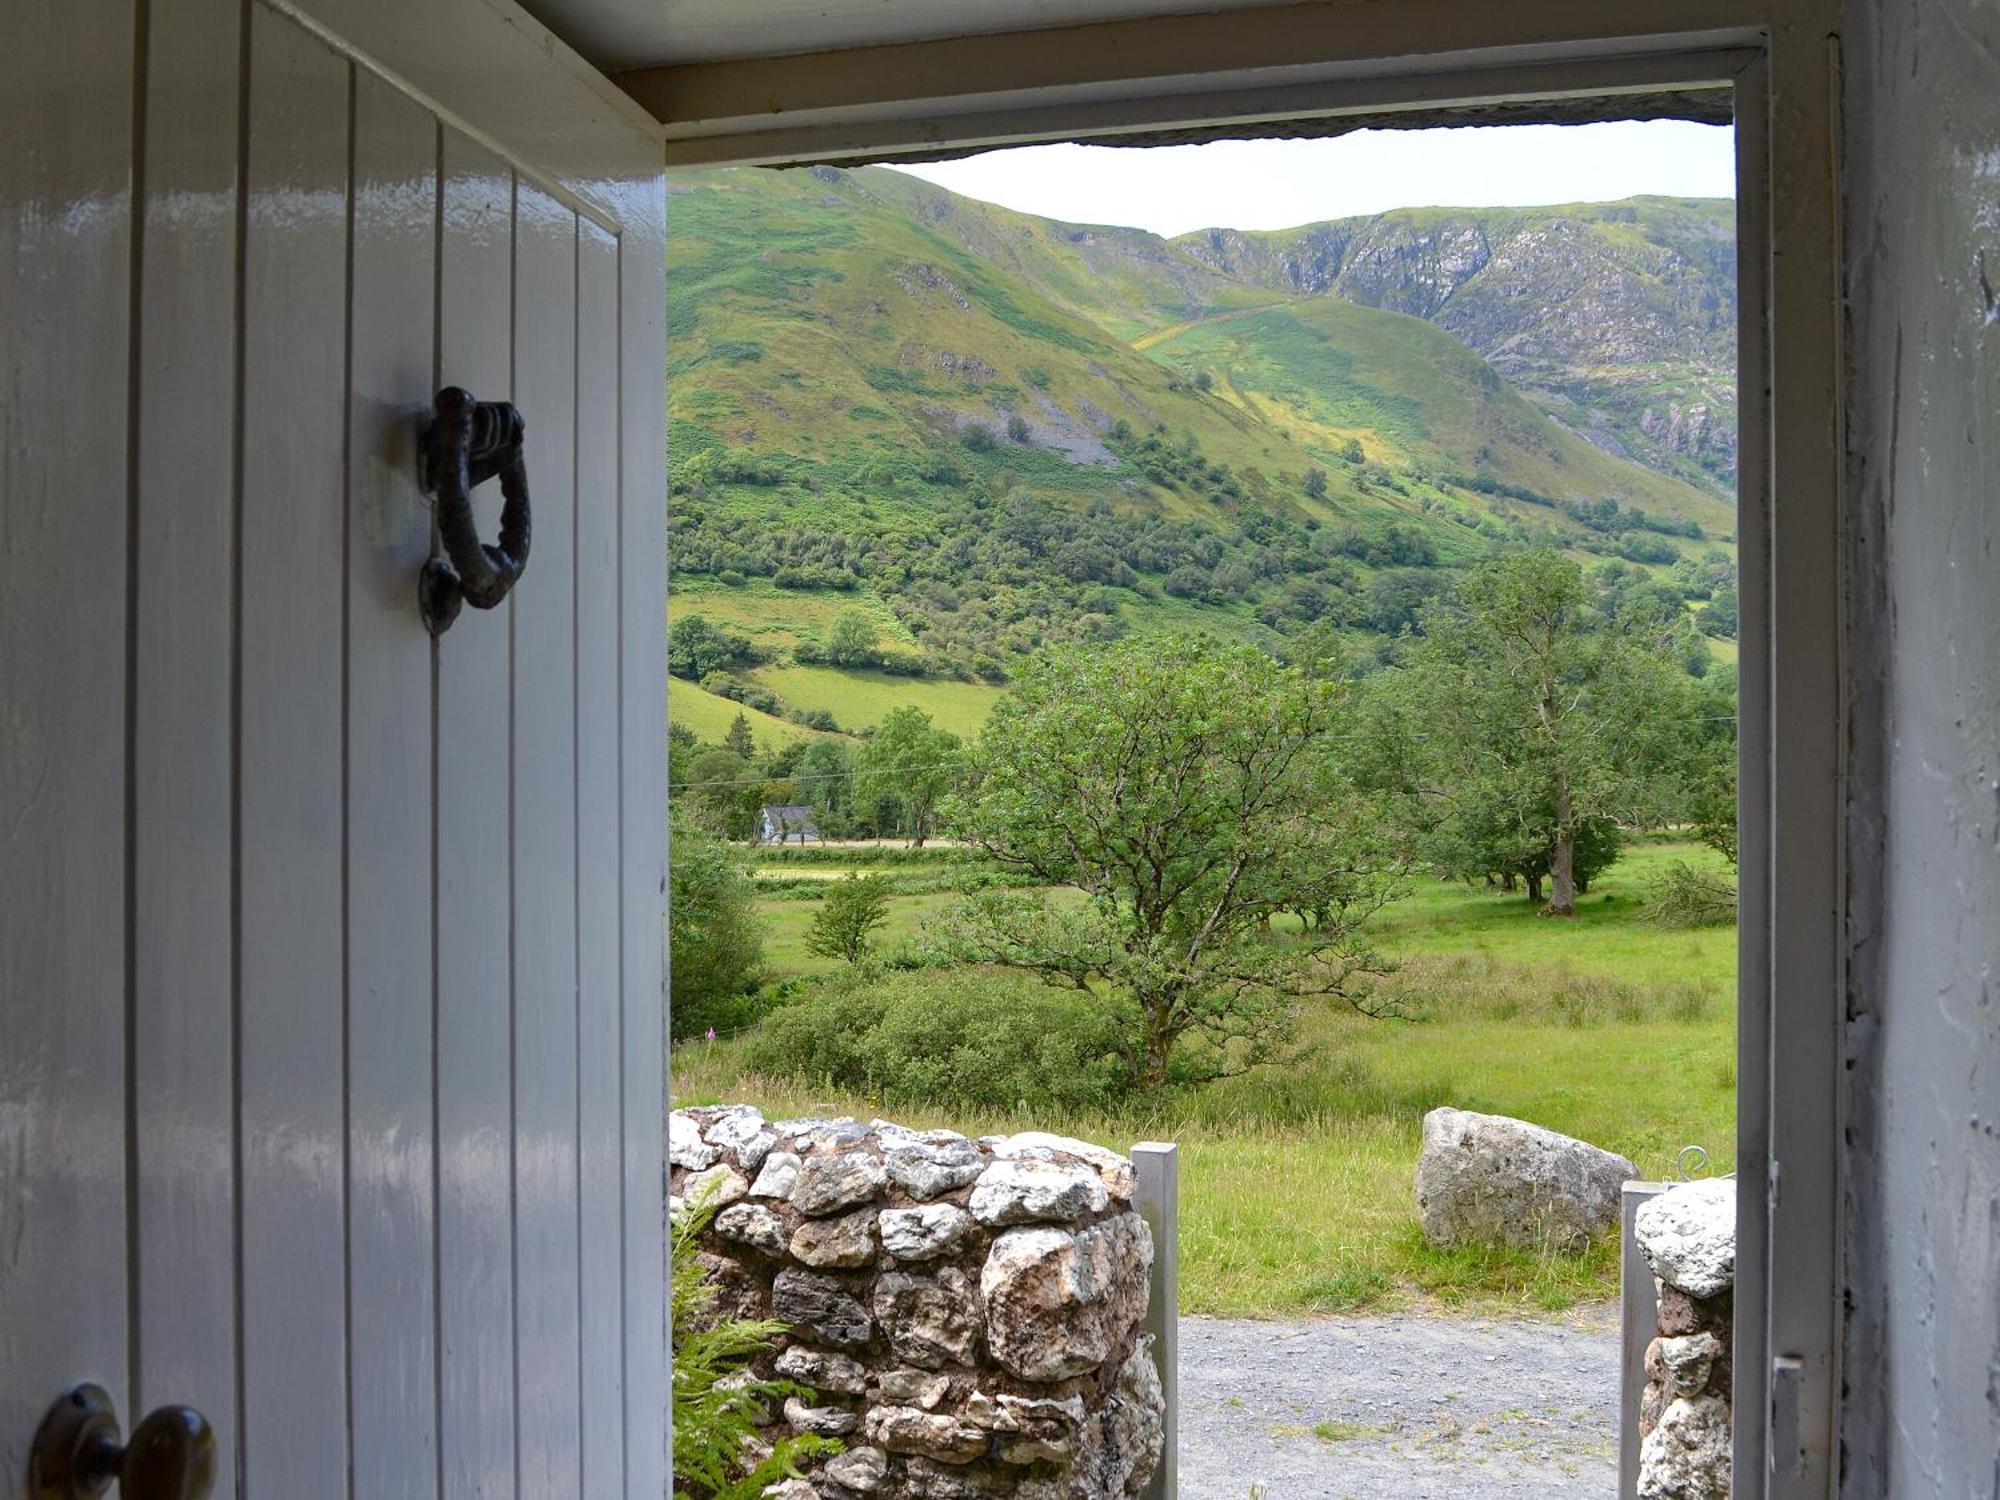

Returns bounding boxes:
[666,87,1775,1499]
[660,26,1840,1500]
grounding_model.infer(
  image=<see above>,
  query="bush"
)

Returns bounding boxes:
[672,1198,839,1498]
[1647,860,1738,929]
[745,969,1134,1113]
[669,810,765,1039]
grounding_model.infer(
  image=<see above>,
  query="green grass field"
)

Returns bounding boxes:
[668,676,832,750]
[750,664,1004,737]
[676,839,1738,1317]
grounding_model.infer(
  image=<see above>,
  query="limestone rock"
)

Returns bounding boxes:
[776,1345,870,1396]
[821,1446,890,1493]
[885,1138,987,1200]
[963,1390,1088,1464]
[882,1204,978,1262]
[1060,1340,1165,1498]
[1637,1393,1732,1499]
[1636,1178,1737,1298]
[793,1209,880,1269]
[714,1202,787,1256]
[990,1133,1135,1201]
[876,1368,952,1409]
[969,1160,1110,1228]
[794,1151,890,1217]
[1656,1332,1726,1399]
[750,1151,803,1200]
[764,1481,819,1500]
[681,1163,749,1212]
[874,1267,983,1369]
[669,1110,721,1171]
[785,1396,860,1437]
[773,1269,875,1349]
[706,1106,778,1170]
[863,1406,988,1465]
[980,1215,1151,1382]
[1413,1106,1635,1253]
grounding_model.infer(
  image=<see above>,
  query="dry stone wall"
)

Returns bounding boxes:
[672,1105,1165,1500]
[1634,1178,1736,1500]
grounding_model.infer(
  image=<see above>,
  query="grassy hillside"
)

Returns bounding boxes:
[666,166,1738,740]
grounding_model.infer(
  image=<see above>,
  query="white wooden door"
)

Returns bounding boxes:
[0,3,668,1497]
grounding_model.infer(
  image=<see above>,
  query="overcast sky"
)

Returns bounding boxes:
[890,122,1734,238]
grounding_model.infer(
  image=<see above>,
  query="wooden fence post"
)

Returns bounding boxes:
[1621,1181,1669,1497]
[1132,1141,1179,1500]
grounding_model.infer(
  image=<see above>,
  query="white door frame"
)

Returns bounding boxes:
[650,15,1848,1497]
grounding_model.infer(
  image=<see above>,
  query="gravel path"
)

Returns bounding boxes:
[1179,1310,1620,1499]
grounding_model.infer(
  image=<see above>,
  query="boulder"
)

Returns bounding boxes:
[970,1159,1110,1227]
[776,1346,870,1396]
[773,1269,875,1349]
[1636,1177,1737,1298]
[863,1406,989,1465]
[669,1110,720,1171]
[750,1150,803,1200]
[980,1215,1151,1382]
[786,1397,861,1438]
[794,1151,890,1217]
[1413,1106,1635,1252]
[1637,1393,1732,1499]
[1059,1340,1165,1498]
[680,1163,749,1211]
[874,1267,984,1369]
[792,1208,881,1269]
[714,1202,787,1257]
[885,1138,987,1200]
[882,1204,978,1262]
[821,1446,890,1494]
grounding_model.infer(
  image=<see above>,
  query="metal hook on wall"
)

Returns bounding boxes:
[418,385,531,636]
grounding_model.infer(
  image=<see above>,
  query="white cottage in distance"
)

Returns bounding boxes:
[756,804,822,845]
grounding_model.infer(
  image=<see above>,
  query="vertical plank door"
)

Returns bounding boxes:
[236,13,352,1495]
[0,0,135,1482]
[0,1,668,1496]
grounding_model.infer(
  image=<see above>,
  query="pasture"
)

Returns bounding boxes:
[674,840,1737,1316]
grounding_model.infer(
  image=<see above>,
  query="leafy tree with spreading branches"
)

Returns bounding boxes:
[1376,549,1701,915]
[806,874,893,964]
[942,635,1402,1089]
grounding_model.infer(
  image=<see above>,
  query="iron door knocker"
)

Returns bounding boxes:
[419,385,531,635]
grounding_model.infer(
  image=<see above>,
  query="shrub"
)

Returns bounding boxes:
[745,969,1133,1113]
[1647,860,1738,929]
[669,810,765,1039]
[672,1198,839,1499]
[961,423,996,452]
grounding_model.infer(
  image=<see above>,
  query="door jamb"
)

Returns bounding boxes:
[662,32,1845,1500]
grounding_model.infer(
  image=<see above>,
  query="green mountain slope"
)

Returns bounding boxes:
[666,166,1736,741]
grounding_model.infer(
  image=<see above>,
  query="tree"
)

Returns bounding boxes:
[1301,466,1328,499]
[943,635,1401,1089]
[668,807,764,1037]
[723,711,755,759]
[670,614,757,680]
[1006,413,1033,444]
[825,610,880,668]
[1341,438,1366,465]
[856,706,962,847]
[1383,550,1696,915]
[806,874,892,964]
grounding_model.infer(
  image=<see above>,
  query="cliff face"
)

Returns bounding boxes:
[1173,199,1738,494]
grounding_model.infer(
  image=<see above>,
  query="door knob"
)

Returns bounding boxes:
[30,1383,216,1499]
